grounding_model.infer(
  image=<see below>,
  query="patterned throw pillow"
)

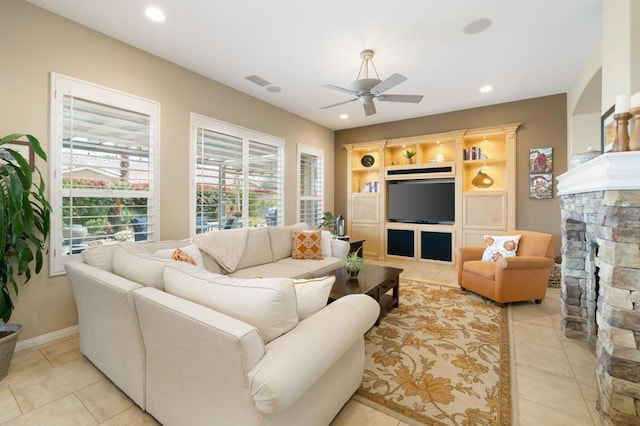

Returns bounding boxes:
[171,247,197,265]
[291,230,323,260]
[481,234,521,262]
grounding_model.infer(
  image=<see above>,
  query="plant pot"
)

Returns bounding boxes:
[0,324,22,381]
[346,265,360,280]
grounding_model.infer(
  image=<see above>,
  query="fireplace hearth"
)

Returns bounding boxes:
[557,152,640,425]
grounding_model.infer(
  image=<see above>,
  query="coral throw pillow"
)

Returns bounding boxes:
[481,235,521,262]
[171,247,197,265]
[291,230,323,259]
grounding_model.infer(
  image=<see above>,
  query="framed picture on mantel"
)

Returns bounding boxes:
[601,105,615,153]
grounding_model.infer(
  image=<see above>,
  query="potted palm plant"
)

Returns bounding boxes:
[0,133,51,380]
[318,211,336,235]
[402,149,416,164]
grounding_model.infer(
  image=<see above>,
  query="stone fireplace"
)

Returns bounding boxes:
[557,152,640,425]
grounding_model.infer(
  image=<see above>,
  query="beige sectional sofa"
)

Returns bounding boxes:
[65,224,379,426]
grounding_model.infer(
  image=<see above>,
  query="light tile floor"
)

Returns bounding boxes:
[0,260,601,425]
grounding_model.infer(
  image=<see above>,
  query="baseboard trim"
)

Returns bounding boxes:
[15,325,79,352]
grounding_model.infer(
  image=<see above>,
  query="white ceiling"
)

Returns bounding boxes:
[27,0,602,131]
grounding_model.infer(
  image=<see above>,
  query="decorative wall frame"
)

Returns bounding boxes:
[0,140,35,171]
[529,147,553,173]
[529,173,553,199]
[601,105,615,153]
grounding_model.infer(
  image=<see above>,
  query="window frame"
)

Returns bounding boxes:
[49,73,161,276]
[189,113,285,235]
[296,143,324,227]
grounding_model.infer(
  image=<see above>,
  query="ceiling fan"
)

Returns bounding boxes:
[320,49,423,116]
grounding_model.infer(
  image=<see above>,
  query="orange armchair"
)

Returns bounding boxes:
[455,230,557,306]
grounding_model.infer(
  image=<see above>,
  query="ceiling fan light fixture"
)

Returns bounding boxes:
[320,49,422,117]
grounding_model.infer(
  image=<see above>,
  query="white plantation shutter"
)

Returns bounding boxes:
[191,114,284,233]
[50,73,160,275]
[297,145,324,226]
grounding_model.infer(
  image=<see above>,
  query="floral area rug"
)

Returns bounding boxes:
[355,279,511,425]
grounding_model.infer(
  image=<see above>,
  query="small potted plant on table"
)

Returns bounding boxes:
[345,248,366,280]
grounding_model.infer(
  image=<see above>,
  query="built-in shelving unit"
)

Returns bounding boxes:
[344,123,520,264]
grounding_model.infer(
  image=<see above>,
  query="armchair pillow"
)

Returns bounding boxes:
[481,234,521,262]
[291,276,335,320]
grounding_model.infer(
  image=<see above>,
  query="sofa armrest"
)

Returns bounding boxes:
[330,238,349,258]
[496,256,554,270]
[65,261,147,407]
[248,294,379,414]
[133,287,267,426]
[455,246,485,284]
[457,246,485,263]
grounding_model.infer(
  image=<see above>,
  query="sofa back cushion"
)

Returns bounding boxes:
[82,244,118,272]
[236,227,274,270]
[268,223,308,262]
[81,239,188,272]
[164,262,299,344]
[112,242,170,290]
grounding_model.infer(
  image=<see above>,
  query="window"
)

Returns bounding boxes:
[297,144,324,227]
[50,73,160,275]
[191,114,284,234]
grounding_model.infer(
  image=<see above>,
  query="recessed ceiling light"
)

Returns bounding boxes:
[464,18,492,35]
[145,7,166,22]
[266,86,281,93]
[339,114,349,120]
[479,85,493,94]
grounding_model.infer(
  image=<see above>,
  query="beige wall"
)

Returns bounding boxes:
[0,0,334,341]
[334,94,567,254]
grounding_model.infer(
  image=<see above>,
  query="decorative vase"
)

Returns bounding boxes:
[611,112,632,152]
[629,107,640,151]
[0,324,22,381]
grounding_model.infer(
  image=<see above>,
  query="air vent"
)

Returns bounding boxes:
[245,75,270,87]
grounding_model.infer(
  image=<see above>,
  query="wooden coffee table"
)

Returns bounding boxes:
[314,264,403,325]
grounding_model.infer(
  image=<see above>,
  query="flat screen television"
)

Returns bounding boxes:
[387,179,455,224]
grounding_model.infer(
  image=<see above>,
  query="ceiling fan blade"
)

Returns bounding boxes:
[377,94,423,103]
[363,101,377,116]
[322,84,358,96]
[319,98,358,109]
[370,73,407,95]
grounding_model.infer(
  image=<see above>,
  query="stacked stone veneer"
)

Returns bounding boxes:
[560,189,640,425]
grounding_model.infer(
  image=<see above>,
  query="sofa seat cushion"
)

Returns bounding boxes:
[463,260,496,281]
[276,256,344,277]
[228,262,309,279]
[164,262,299,344]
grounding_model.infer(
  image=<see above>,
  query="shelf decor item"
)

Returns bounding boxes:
[628,91,640,151]
[402,149,416,164]
[611,93,632,152]
[471,170,494,188]
[360,154,375,167]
